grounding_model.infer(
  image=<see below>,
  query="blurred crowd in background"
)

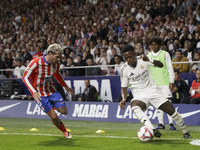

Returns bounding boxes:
[0,0,200,79]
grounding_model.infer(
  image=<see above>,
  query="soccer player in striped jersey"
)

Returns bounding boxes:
[119,45,191,138]
[22,43,74,138]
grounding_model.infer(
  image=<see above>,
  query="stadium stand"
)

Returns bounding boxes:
[0,0,200,101]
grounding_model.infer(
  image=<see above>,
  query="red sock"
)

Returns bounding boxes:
[52,107,56,110]
[57,122,66,132]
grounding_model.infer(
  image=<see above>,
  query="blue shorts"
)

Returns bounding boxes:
[36,91,66,113]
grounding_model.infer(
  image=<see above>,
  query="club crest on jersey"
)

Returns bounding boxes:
[140,65,144,69]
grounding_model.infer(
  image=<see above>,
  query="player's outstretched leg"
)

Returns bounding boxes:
[159,101,191,138]
[155,109,165,129]
[171,111,191,138]
[47,108,72,138]
[131,105,162,138]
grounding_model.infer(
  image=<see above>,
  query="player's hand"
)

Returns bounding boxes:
[169,83,174,91]
[33,92,42,103]
[65,87,74,95]
[140,54,149,61]
[120,100,126,110]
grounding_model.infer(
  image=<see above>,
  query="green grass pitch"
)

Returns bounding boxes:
[0,118,200,150]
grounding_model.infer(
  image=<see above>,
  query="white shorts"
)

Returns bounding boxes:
[130,87,168,109]
[158,86,172,98]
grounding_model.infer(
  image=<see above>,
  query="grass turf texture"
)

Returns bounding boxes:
[0,118,199,150]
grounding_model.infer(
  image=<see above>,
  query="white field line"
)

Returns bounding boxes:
[0,132,197,141]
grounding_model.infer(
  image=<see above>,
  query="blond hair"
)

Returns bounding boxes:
[47,43,63,54]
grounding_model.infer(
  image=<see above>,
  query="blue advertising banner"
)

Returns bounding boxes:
[0,76,121,102]
[1,100,200,126]
[180,73,196,87]
[0,73,196,102]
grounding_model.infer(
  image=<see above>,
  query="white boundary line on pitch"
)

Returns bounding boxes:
[0,132,197,141]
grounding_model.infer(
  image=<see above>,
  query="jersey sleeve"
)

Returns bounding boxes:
[165,52,174,83]
[53,62,68,87]
[120,65,128,88]
[22,60,37,95]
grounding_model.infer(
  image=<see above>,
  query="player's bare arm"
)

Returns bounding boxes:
[64,86,74,95]
[171,86,178,92]
[169,83,175,91]
[53,62,74,95]
[33,92,42,103]
[140,54,163,68]
[120,87,127,110]
[54,73,74,95]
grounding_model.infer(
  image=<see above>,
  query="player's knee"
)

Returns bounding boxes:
[131,102,146,111]
[61,109,68,115]
[131,106,141,113]
[57,108,68,115]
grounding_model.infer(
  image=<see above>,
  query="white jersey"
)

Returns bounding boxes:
[120,59,158,95]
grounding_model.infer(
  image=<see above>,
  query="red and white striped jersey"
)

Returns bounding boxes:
[22,55,67,97]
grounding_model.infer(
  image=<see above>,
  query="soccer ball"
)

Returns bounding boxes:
[137,126,154,142]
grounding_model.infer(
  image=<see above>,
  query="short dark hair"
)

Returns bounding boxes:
[70,51,76,54]
[77,54,82,58]
[122,45,134,53]
[67,57,73,61]
[87,57,93,61]
[109,39,115,43]
[84,79,90,82]
[174,69,180,74]
[16,59,22,62]
[96,37,102,40]
[150,37,162,46]
[123,42,128,45]
[114,55,120,59]
[37,39,43,43]
[176,49,182,53]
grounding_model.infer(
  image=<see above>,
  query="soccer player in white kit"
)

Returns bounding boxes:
[119,45,191,138]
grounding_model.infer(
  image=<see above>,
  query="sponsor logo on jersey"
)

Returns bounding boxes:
[130,72,134,77]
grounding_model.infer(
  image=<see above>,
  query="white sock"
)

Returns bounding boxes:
[132,106,155,129]
[167,114,174,125]
[171,111,188,133]
[156,109,164,125]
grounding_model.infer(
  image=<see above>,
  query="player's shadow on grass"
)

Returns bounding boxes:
[37,136,99,149]
[147,139,184,145]
[37,137,78,147]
